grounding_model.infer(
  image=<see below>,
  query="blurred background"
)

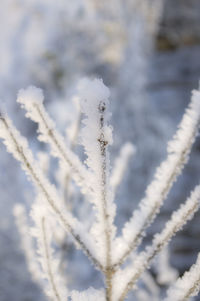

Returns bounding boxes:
[0,0,200,300]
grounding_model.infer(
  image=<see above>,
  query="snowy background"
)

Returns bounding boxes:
[0,0,200,300]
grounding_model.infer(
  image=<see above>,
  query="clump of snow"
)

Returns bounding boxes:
[78,78,113,156]
[17,86,44,106]
[77,78,110,111]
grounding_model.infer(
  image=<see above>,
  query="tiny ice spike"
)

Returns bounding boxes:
[1,78,200,301]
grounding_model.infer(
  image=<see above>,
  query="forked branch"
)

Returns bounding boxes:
[115,185,200,301]
[0,113,103,270]
[113,91,200,267]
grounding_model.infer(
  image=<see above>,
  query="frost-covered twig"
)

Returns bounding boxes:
[113,89,200,267]
[164,253,200,301]
[59,99,81,204]
[115,185,200,300]
[110,142,135,196]
[138,271,160,301]
[155,246,178,285]
[67,97,81,151]
[31,204,68,301]
[77,78,116,300]
[0,113,102,269]
[13,204,41,283]
[17,87,93,196]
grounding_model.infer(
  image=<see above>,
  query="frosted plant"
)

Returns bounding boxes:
[0,78,200,301]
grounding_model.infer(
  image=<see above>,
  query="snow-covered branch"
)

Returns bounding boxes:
[110,142,135,196]
[0,112,102,269]
[17,87,93,196]
[164,253,200,301]
[31,203,68,301]
[155,246,178,285]
[114,185,200,300]
[77,78,116,299]
[13,204,41,283]
[113,89,200,267]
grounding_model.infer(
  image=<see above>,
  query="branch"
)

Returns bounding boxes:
[164,253,200,301]
[17,86,93,197]
[57,99,81,204]
[13,204,41,283]
[114,185,200,301]
[66,97,81,150]
[31,204,68,301]
[77,78,116,300]
[155,246,178,285]
[110,142,135,196]
[0,113,103,270]
[113,89,200,267]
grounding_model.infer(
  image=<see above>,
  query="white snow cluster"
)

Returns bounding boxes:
[18,86,44,105]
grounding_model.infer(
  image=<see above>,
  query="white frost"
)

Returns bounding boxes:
[0,113,100,268]
[110,142,136,195]
[31,202,68,301]
[77,78,116,266]
[17,86,93,196]
[113,185,200,300]
[71,288,105,301]
[113,88,200,265]
[165,253,200,301]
